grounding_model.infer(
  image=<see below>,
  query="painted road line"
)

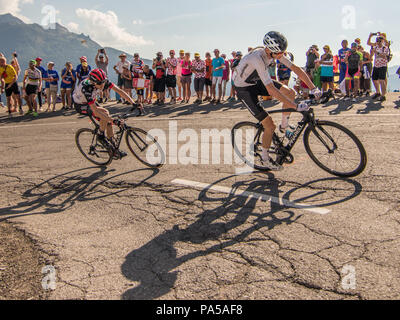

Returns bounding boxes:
[172,179,331,215]
[0,122,77,129]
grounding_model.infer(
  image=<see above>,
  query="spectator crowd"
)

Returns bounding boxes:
[0,31,395,118]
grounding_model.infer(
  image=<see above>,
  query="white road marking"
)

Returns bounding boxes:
[0,122,77,129]
[172,178,331,215]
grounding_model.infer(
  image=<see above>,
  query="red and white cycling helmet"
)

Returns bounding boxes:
[89,69,107,84]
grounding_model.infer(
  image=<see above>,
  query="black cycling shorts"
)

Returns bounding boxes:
[234,80,282,122]
[5,82,20,97]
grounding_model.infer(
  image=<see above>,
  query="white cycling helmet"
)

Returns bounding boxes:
[263,31,288,53]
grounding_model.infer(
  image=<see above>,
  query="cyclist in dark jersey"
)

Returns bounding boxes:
[344,43,362,101]
[73,69,139,157]
[233,31,321,171]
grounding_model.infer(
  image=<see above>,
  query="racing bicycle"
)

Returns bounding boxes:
[232,93,367,177]
[75,110,165,168]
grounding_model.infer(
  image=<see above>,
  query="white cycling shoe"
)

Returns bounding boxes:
[260,157,283,171]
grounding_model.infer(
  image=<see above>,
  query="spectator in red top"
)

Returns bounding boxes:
[152,52,167,105]
[204,52,213,102]
[180,52,192,104]
[166,50,178,104]
[221,54,230,102]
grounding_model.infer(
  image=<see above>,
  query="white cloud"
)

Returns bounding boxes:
[75,8,153,49]
[66,22,79,33]
[0,0,34,23]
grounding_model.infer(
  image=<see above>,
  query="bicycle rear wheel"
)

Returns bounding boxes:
[75,128,113,166]
[125,128,165,168]
[303,121,367,177]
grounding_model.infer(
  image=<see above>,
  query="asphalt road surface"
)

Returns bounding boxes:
[1,94,400,300]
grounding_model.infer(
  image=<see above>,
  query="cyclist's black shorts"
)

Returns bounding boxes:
[74,103,91,115]
[234,80,282,122]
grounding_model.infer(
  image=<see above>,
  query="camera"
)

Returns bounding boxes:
[13,52,18,58]
[100,48,105,53]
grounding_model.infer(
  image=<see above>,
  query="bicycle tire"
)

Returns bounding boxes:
[75,128,113,166]
[303,121,367,177]
[232,122,270,171]
[125,127,165,168]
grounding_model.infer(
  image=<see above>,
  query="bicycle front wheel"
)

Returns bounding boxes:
[125,128,165,168]
[303,121,367,177]
[75,128,113,166]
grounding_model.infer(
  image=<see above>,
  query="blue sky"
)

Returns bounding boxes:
[2,0,399,66]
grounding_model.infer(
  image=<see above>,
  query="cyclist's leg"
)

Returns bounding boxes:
[235,84,276,151]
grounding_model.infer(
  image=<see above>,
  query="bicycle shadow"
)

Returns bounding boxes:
[121,173,362,300]
[0,166,160,222]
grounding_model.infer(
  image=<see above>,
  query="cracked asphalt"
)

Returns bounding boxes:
[1,94,400,300]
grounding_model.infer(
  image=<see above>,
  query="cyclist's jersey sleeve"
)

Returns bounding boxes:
[233,48,293,88]
[73,79,114,105]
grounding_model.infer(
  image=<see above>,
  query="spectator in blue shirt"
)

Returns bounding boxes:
[43,62,59,112]
[35,57,46,111]
[338,40,351,84]
[60,62,76,110]
[211,49,225,104]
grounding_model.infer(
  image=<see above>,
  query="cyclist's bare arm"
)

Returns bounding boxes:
[265,83,297,109]
[290,64,315,91]
[111,85,135,104]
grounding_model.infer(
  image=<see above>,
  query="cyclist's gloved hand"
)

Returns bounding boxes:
[310,88,322,100]
[297,101,310,112]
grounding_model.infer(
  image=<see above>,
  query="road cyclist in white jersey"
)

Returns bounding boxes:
[233,31,322,171]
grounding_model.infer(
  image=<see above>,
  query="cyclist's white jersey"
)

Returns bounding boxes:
[233,47,293,88]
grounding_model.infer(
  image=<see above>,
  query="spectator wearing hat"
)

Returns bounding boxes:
[77,61,91,84]
[204,52,213,102]
[166,50,178,104]
[176,50,185,101]
[277,52,294,87]
[130,53,145,102]
[318,46,335,96]
[60,62,76,110]
[152,52,167,105]
[180,52,193,104]
[43,62,59,112]
[35,57,46,111]
[0,56,23,116]
[370,35,390,102]
[306,45,320,77]
[191,53,206,104]
[95,49,109,103]
[114,53,130,103]
[23,60,42,117]
[121,64,133,104]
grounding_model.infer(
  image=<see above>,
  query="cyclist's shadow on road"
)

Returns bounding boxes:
[121,173,362,300]
[0,166,160,222]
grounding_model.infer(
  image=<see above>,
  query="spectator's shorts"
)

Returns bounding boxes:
[205,78,212,87]
[346,68,361,80]
[194,77,205,92]
[212,76,223,86]
[153,77,166,93]
[26,84,39,96]
[5,82,20,97]
[372,67,387,81]
[181,74,192,85]
[123,79,133,89]
[321,76,334,83]
[136,89,144,96]
[166,75,177,88]
[235,80,282,122]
